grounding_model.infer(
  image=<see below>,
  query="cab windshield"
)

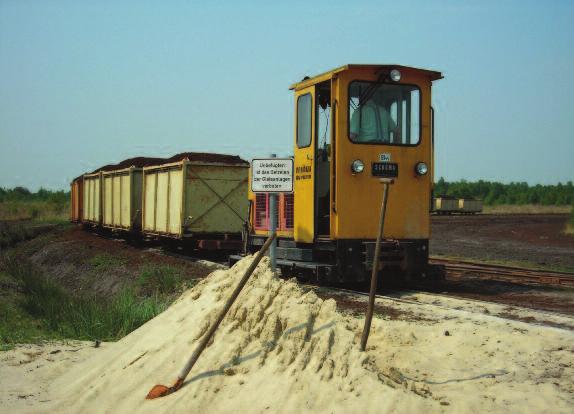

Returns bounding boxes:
[348,81,420,145]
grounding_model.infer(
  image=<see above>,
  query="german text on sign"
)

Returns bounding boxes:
[251,158,294,193]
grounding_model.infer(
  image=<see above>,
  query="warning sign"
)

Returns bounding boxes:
[251,158,294,193]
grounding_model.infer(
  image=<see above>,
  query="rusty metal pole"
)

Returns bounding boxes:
[360,178,394,352]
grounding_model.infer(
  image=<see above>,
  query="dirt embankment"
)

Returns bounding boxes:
[13,226,213,296]
[9,222,574,316]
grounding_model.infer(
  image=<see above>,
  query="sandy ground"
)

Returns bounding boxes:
[1,257,573,414]
[0,341,96,411]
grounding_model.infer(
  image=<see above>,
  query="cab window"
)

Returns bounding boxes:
[348,81,420,145]
[297,93,312,148]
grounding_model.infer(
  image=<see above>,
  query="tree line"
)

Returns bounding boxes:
[434,178,574,206]
[0,187,69,204]
[2,181,574,207]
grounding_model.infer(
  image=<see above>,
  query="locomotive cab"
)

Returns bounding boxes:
[248,64,442,284]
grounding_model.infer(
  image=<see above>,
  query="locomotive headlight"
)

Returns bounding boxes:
[390,69,401,82]
[415,162,428,176]
[351,159,365,174]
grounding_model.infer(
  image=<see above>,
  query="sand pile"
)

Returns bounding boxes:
[40,256,432,413]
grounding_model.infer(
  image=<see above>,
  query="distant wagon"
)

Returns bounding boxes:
[82,172,102,224]
[141,153,249,249]
[432,196,483,215]
[70,176,84,223]
[77,157,166,229]
[458,198,483,214]
[433,197,459,214]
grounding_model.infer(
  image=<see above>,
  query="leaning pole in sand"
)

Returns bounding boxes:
[361,179,394,352]
[146,233,277,399]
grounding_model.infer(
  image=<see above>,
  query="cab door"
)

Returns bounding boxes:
[293,86,315,243]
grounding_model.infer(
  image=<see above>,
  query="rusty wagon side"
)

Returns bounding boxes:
[70,177,84,223]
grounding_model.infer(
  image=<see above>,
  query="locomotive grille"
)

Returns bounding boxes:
[254,193,267,229]
[254,193,292,231]
[283,193,294,230]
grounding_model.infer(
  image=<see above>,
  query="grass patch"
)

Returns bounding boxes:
[0,254,170,349]
[0,200,69,222]
[137,264,196,295]
[0,272,53,351]
[89,254,128,272]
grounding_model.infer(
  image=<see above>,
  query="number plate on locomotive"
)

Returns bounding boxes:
[371,162,398,177]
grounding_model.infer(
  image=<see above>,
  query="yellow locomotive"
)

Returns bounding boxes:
[246,64,443,283]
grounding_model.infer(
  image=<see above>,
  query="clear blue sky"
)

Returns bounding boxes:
[1,0,573,190]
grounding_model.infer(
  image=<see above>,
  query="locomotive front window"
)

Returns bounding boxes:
[348,81,420,145]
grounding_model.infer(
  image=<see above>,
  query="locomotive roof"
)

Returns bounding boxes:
[289,64,443,91]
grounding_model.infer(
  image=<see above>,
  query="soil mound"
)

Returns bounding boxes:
[90,157,168,173]
[165,152,249,166]
[85,152,248,176]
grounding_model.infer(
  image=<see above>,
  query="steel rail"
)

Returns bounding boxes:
[430,258,574,287]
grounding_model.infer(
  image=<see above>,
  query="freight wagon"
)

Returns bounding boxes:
[432,196,483,214]
[102,167,143,232]
[70,176,83,223]
[142,153,249,249]
[82,172,102,224]
[458,198,483,214]
[433,197,459,214]
[74,157,168,228]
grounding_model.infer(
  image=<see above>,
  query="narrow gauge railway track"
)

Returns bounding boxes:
[87,231,572,318]
[90,229,574,288]
[430,257,574,287]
